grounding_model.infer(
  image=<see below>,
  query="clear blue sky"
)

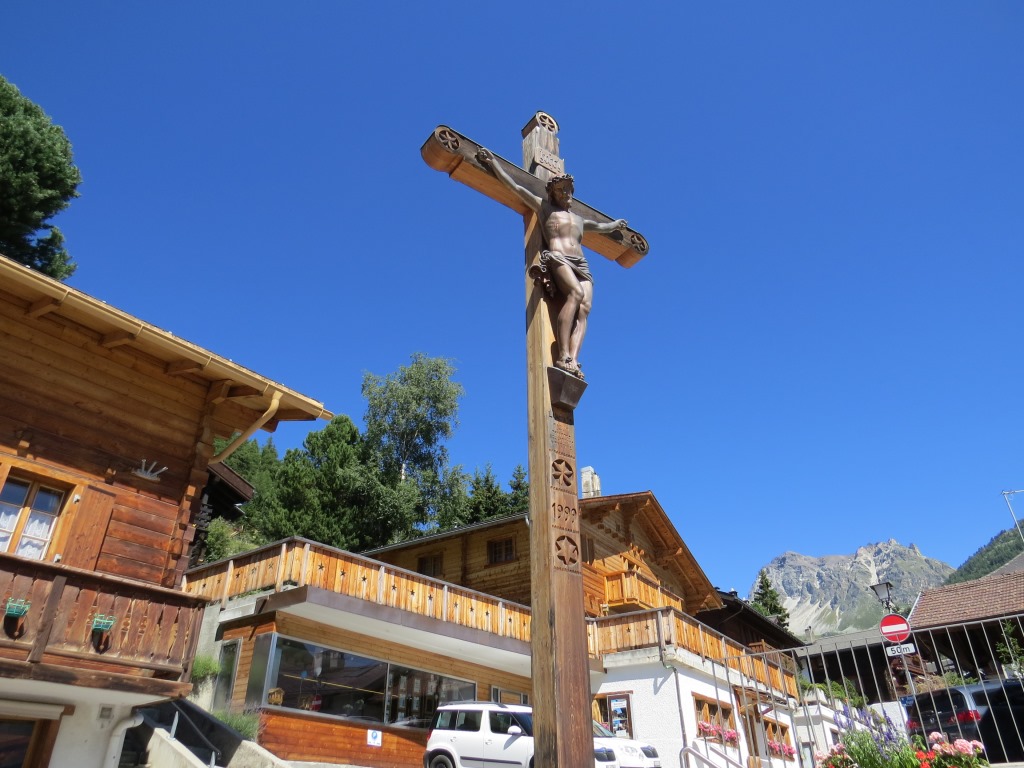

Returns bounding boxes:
[5,2,1023,595]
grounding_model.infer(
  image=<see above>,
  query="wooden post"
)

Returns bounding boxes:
[420,113,648,768]
[521,114,592,768]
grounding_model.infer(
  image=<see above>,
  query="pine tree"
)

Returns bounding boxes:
[751,569,791,629]
[506,464,529,517]
[0,76,82,279]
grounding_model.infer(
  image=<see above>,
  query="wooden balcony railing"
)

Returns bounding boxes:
[186,539,797,700]
[603,570,684,613]
[588,608,799,698]
[183,538,532,641]
[0,552,207,687]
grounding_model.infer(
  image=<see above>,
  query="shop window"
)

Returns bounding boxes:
[487,537,516,565]
[417,553,443,578]
[594,693,633,738]
[0,476,65,561]
[249,634,474,727]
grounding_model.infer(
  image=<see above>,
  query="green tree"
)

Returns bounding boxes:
[432,465,470,532]
[750,569,791,629]
[467,465,508,524]
[220,436,285,542]
[0,76,81,280]
[996,620,1024,678]
[259,416,398,550]
[362,353,465,529]
[362,353,463,484]
[202,517,260,563]
[506,464,529,516]
[221,355,480,549]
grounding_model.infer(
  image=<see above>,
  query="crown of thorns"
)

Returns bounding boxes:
[545,174,575,191]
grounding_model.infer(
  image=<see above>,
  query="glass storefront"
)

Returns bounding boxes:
[247,633,475,728]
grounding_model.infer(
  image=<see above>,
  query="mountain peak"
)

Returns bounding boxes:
[752,540,953,638]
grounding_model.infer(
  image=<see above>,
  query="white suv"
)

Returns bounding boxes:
[424,701,618,768]
[593,720,661,768]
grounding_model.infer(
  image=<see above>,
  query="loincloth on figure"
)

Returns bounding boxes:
[541,250,592,283]
[528,250,592,297]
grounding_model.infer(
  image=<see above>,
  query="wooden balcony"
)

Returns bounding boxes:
[0,552,207,697]
[184,538,532,641]
[185,539,797,699]
[603,569,684,613]
[589,608,799,697]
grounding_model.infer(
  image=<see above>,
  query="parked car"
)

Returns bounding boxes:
[977,682,1024,763]
[905,680,1024,761]
[424,701,618,768]
[593,720,661,768]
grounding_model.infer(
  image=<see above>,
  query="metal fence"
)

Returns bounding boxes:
[693,614,1024,768]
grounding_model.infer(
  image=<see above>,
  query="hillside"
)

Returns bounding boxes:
[945,528,1024,584]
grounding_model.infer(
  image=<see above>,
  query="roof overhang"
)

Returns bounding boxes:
[0,256,331,427]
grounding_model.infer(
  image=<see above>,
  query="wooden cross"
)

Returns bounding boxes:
[421,112,648,768]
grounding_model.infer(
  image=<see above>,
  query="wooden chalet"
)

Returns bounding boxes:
[369,491,724,620]
[0,257,330,767]
[184,492,803,768]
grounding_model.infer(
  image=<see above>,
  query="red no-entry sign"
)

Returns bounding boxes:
[880,613,911,643]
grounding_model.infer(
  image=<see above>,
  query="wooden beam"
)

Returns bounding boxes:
[421,125,650,268]
[226,384,263,399]
[206,380,233,404]
[26,296,63,319]
[166,358,205,376]
[270,409,320,422]
[100,329,138,349]
[0,656,191,698]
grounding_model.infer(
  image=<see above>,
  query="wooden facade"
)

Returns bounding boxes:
[0,256,330,767]
[370,491,724,619]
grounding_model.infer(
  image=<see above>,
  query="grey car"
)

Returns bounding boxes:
[905,681,1024,761]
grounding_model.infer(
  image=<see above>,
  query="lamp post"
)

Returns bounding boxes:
[870,580,894,612]
[870,580,918,699]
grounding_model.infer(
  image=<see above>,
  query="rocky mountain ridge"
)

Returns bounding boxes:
[752,539,953,639]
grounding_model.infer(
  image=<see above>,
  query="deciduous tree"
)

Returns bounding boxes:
[362,353,463,485]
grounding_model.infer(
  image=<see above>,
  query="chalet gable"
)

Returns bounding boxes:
[582,491,722,614]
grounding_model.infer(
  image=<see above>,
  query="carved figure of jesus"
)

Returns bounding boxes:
[477,148,627,379]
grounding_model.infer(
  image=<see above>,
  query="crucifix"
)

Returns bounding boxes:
[421,112,648,768]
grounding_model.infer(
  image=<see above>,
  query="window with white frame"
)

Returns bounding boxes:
[0,477,65,561]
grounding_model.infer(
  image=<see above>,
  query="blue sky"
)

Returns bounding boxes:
[4,2,1023,595]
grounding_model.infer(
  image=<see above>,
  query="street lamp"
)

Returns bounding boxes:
[870,581,894,612]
